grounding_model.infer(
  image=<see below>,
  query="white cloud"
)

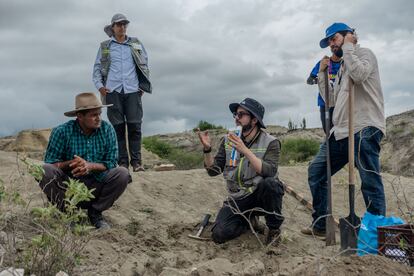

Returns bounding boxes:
[0,0,413,136]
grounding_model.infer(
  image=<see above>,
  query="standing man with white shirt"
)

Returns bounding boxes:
[93,13,152,172]
[302,23,386,237]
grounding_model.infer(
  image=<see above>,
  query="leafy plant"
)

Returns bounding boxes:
[0,160,95,275]
[143,137,203,169]
[142,137,173,158]
[280,138,320,165]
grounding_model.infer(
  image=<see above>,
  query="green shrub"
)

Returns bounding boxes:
[0,159,95,275]
[167,149,203,170]
[193,120,224,131]
[280,138,320,165]
[143,137,203,169]
[142,137,173,158]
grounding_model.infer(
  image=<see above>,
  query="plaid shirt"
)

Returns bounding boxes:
[44,119,118,180]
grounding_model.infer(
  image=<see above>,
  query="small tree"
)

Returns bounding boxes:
[288,118,297,131]
[300,118,307,130]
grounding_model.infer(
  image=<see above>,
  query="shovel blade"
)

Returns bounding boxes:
[339,214,361,254]
[325,216,336,246]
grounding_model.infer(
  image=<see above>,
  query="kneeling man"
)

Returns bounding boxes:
[198,98,284,245]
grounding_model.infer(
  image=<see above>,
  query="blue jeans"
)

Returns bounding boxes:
[308,126,386,231]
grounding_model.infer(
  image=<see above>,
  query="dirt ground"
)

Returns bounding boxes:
[0,150,413,275]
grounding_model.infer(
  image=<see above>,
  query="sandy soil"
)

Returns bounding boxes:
[0,150,413,275]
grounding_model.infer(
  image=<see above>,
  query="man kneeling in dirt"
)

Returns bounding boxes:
[38,92,129,229]
[197,98,284,245]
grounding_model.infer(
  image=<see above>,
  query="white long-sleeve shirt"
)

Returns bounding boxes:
[318,42,386,140]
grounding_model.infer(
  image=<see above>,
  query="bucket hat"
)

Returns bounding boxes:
[229,98,266,129]
[104,13,130,37]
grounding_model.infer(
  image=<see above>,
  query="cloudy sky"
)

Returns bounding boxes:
[0,0,413,136]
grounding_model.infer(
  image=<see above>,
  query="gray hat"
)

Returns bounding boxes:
[104,13,130,37]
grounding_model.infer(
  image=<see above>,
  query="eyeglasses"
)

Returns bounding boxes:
[114,21,128,27]
[233,111,251,119]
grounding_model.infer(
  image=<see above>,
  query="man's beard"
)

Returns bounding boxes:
[242,121,254,133]
[331,45,343,58]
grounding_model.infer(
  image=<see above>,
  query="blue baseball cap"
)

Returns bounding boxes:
[320,22,353,48]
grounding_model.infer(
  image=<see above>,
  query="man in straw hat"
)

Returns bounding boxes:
[93,13,152,173]
[197,98,285,245]
[39,92,129,229]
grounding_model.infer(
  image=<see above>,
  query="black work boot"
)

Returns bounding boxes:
[250,216,266,234]
[88,208,110,230]
[264,227,281,246]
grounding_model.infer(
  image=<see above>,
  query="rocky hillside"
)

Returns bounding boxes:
[381,109,414,177]
[148,110,414,177]
[0,109,413,176]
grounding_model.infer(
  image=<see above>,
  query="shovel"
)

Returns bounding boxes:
[339,77,361,253]
[188,214,211,241]
[324,67,336,246]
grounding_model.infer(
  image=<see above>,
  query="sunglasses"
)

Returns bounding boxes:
[233,111,251,119]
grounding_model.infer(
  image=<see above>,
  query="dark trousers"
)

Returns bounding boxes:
[320,106,334,134]
[106,91,143,166]
[308,127,386,231]
[39,164,129,212]
[211,177,285,244]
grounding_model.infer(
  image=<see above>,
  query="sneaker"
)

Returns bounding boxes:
[300,227,326,237]
[264,227,281,246]
[132,164,145,172]
[88,208,111,230]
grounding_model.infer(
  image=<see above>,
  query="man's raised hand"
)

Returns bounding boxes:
[196,128,211,150]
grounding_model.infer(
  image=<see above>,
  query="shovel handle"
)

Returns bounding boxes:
[348,77,355,186]
[348,77,356,217]
[201,214,211,227]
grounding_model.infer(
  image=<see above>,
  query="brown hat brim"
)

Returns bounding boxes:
[64,104,113,117]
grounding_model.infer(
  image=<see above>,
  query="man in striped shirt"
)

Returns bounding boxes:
[39,92,129,229]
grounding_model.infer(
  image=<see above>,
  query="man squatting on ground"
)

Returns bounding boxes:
[302,23,387,237]
[39,93,129,230]
[198,98,285,245]
[93,13,152,173]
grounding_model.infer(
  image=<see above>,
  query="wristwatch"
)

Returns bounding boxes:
[203,146,212,153]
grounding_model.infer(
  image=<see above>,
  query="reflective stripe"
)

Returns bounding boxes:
[223,131,279,198]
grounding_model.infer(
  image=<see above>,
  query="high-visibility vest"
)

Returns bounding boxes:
[223,131,278,199]
[100,37,152,94]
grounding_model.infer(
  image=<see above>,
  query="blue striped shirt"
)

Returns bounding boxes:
[44,120,118,180]
[92,36,148,94]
